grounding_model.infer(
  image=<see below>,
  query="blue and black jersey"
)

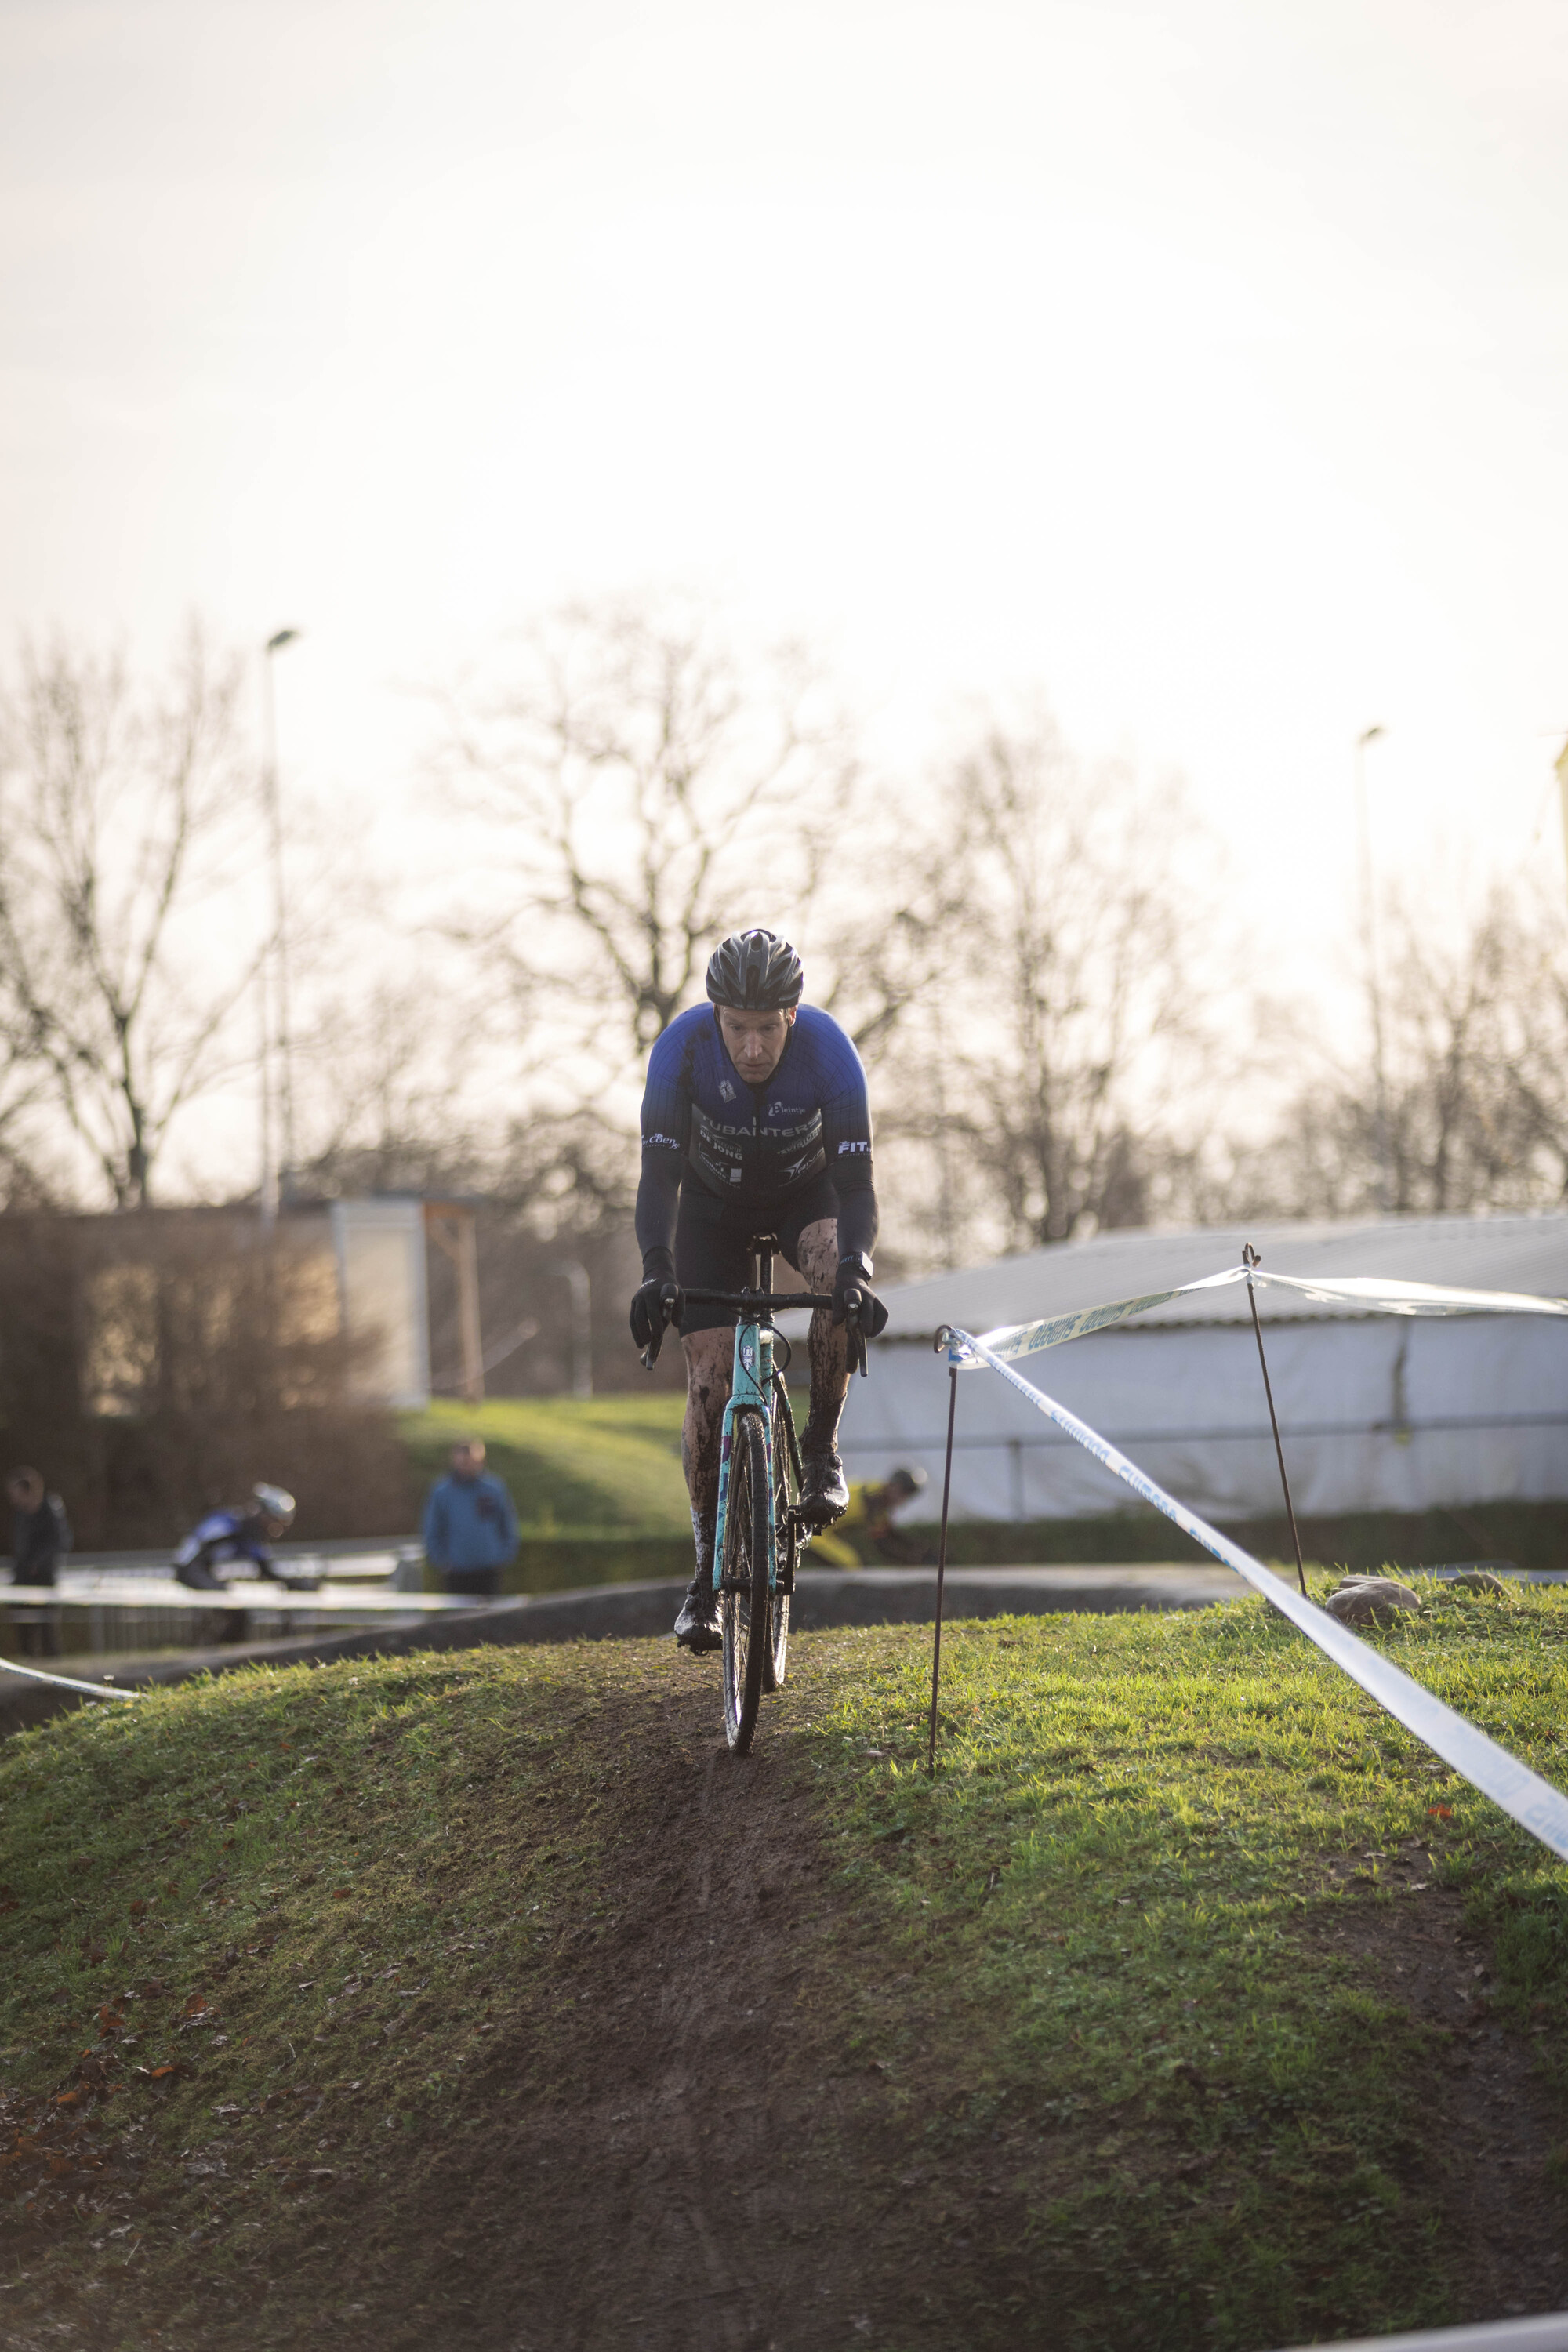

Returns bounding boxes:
[172,1510,281,1589]
[636,1003,877,1272]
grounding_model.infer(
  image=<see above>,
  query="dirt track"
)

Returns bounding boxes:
[6,1635,1568,2352]
[384,1655,976,2352]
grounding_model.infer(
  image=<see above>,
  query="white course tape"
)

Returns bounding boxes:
[969,1263,1568,1369]
[1277,2316,1568,2352]
[0,1655,140,1702]
[941,1329,1568,1865]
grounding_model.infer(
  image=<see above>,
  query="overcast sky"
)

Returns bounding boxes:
[4,0,1568,977]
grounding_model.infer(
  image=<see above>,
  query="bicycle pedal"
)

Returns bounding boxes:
[793,1502,844,1532]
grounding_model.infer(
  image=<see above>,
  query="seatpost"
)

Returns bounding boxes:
[756,1237,775,1292]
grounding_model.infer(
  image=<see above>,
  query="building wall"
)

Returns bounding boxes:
[840,1315,1568,1522]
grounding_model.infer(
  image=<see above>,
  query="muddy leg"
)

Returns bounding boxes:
[681,1327,733,1567]
[793,1218,849,1448]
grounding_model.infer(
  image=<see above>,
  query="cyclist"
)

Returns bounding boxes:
[173,1483,297,1591]
[630,927,887,1652]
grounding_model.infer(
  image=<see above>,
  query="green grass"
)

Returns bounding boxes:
[807,1572,1568,2345]
[399,1393,691,1534]
[2,1581,1567,2347]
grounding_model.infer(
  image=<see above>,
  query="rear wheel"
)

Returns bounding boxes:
[763,1407,795,1693]
[721,1412,771,1754]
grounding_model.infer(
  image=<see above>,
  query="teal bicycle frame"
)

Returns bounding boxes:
[643,1234,871,1752]
[712,1305,779,1602]
[647,1234,868,1610]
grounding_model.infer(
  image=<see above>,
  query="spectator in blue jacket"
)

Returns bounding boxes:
[422,1439,518,1602]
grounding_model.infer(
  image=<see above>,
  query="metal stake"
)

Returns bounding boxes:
[927,1352,959,1776]
[1242,1244,1308,1599]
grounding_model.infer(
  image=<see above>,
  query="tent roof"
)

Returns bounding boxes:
[866,1213,1568,1341]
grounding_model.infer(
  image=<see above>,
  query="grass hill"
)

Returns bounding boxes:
[2,1586,1566,2350]
[401,1396,692,1534]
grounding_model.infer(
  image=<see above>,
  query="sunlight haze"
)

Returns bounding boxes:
[4,0,1568,1083]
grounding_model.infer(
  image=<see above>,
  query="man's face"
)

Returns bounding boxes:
[451,1446,481,1481]
[717,1006,794,1086]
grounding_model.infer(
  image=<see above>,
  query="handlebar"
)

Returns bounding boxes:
[677,1288,836,1312]
[639,1287,871,1374]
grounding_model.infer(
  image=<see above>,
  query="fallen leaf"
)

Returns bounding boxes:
[182,1994,208,2018]
[331,1889,352,1901]
[1428,1805,1454,1819]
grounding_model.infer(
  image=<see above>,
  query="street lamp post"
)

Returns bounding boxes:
[1354,723,1391,1213]
[262,629,300,1208]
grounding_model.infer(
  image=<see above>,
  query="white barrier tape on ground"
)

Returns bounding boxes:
[967,1264,1568,1369]
[940,1329,1568,1865]
[0,1656,140,1702]
[1277,2315,1568,2352]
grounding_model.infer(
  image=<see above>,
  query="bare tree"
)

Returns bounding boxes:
[0,627,259,1206]
[289,977,479,1199]
[925,705,1221,1251]
[1218,883,1568,1221]
[437,597,862,1069]
[0,1041,53,1207]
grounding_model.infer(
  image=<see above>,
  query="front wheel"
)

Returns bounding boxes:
[763,1407,795,1694]
[721,1412,771,1755]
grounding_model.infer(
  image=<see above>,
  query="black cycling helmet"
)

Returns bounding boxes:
[705,928,804,1011]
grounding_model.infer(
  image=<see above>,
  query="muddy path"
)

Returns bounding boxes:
[5,1635,1567,2352]
[378,1655,954,2352]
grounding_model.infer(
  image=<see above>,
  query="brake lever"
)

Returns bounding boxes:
[846,1302,868,1378]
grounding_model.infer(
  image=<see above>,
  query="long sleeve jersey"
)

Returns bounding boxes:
[635,1002,877,1271]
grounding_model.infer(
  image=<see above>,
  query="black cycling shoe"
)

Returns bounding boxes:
[673,1573,722,1652]
[797,1441,849,1525]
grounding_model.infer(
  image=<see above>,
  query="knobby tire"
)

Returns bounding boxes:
[763,1396,795,1694]
[722,1411,771,1755]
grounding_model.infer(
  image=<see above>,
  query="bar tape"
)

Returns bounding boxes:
[937,1327,1568,1865]
[0,1655,140,1702]
[964,1262,1568,1370]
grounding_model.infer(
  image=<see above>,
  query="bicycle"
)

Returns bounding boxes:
[641,1233,871,1755]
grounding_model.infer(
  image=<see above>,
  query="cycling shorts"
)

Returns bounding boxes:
[674,1172,840,1338]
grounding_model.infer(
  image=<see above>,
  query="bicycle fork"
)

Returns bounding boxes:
[712,1312,778,1598]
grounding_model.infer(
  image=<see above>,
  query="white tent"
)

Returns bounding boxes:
[799,1214,1568,1523]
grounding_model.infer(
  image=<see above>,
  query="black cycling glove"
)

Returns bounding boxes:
[831,1257,889,1338]
[630,1249,681,1359]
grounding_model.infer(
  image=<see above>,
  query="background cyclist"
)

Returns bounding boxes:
[172,1481,298,1645]
[630,927,887,1652]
